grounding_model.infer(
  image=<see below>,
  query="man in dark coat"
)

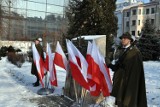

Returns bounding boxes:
[31,37,44,87]
[108,32,147,107]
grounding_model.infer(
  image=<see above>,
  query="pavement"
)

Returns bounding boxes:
[30,95,75,107]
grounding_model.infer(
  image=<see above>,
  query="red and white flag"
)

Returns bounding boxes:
[91,41,112,97]
[86,41,101,96]
[66,40,89,90]
[89,41,101,87]
[46,43,57,86]
[32,43,45,87]
[54,41,68,71]
[97,48,112,96]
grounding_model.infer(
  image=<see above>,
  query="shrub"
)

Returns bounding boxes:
[7,52,25,68]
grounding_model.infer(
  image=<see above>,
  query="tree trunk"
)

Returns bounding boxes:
[63,71,76,100]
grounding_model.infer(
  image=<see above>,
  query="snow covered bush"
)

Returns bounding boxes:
[7,52,25,68]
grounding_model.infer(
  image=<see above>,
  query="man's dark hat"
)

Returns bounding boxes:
[119,32,133,42]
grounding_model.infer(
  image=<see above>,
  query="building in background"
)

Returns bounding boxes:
[115,0,142,38]
[1,0,160,42]
[150,0,160,2]
[115,0,160,39]
[122,1,160,36]
[0,0,68,42]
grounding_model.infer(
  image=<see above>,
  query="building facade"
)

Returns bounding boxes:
[115,0,142,37]
[0,0,67,41]
[122,1,160,36]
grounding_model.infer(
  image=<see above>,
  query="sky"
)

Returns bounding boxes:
[117,0,150,3]
[0,56,160,106]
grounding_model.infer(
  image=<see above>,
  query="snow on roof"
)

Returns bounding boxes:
[122,2,143,10]
[72,35,106,40]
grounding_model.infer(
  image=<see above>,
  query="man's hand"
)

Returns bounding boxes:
[105,57,117,72]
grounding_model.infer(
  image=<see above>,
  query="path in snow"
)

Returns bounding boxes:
[0,67,37,107]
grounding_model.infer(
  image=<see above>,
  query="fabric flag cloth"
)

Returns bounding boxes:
[97,48,112,96]
[86,41,101,96]
[32,43,45,87]
[45,43,57,86]
[66,40,89,90]
[53,41,68,85]
[44,44,49,71]
[90,41,112,97]
[54,41,68,71]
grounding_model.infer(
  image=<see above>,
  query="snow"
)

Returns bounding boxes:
[0,57,66,107]
[72,35,106,41]
[144,61,160,107]
[0,57,160,107]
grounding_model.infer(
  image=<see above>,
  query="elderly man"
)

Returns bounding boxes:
[107,32,147,107]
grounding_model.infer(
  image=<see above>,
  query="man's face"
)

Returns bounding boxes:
[35,40,39,45]
[121,37,131,47]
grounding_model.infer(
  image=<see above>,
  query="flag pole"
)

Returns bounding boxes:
[73,80,79,102]
[80,88,87,107]
[37,70,54,95]
[37,43,54,95]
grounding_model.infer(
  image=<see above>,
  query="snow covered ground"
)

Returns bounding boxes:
[144,61,160,107]
[0,57,67,107]
[0,57,160,107]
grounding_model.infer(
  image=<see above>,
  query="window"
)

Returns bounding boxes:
[146,8,150,14]
[151,19,155,25]
[138,20,140,25]
[132,20,136,26]
[138,9,141,15]
[151,8,155,14]
[132,31,135,36]
[143,9,145,14]
[126,21,129,27]
[132,10,137,15]
[126,12,130,17]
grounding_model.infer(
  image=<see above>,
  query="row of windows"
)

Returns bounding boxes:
[125,7,156,17]
[131,30,141,36]
[126,19,155,27]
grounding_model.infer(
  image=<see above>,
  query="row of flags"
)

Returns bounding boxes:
[32,40,112,97]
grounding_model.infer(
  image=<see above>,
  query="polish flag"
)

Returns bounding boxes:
[50,65,57,86]
[44,43,50,71]
[90,41,102,88]
[54,41,68,71]
[97,49,112,96]
[66,40,89,90]
[91,41,112,97]
[46,43,57,86]
[32,43,45,87]
[86,41,101,96]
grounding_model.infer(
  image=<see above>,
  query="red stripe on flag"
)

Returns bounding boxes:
[50,65,57,86]
[54,52,66,69]
[69,61,89,90]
